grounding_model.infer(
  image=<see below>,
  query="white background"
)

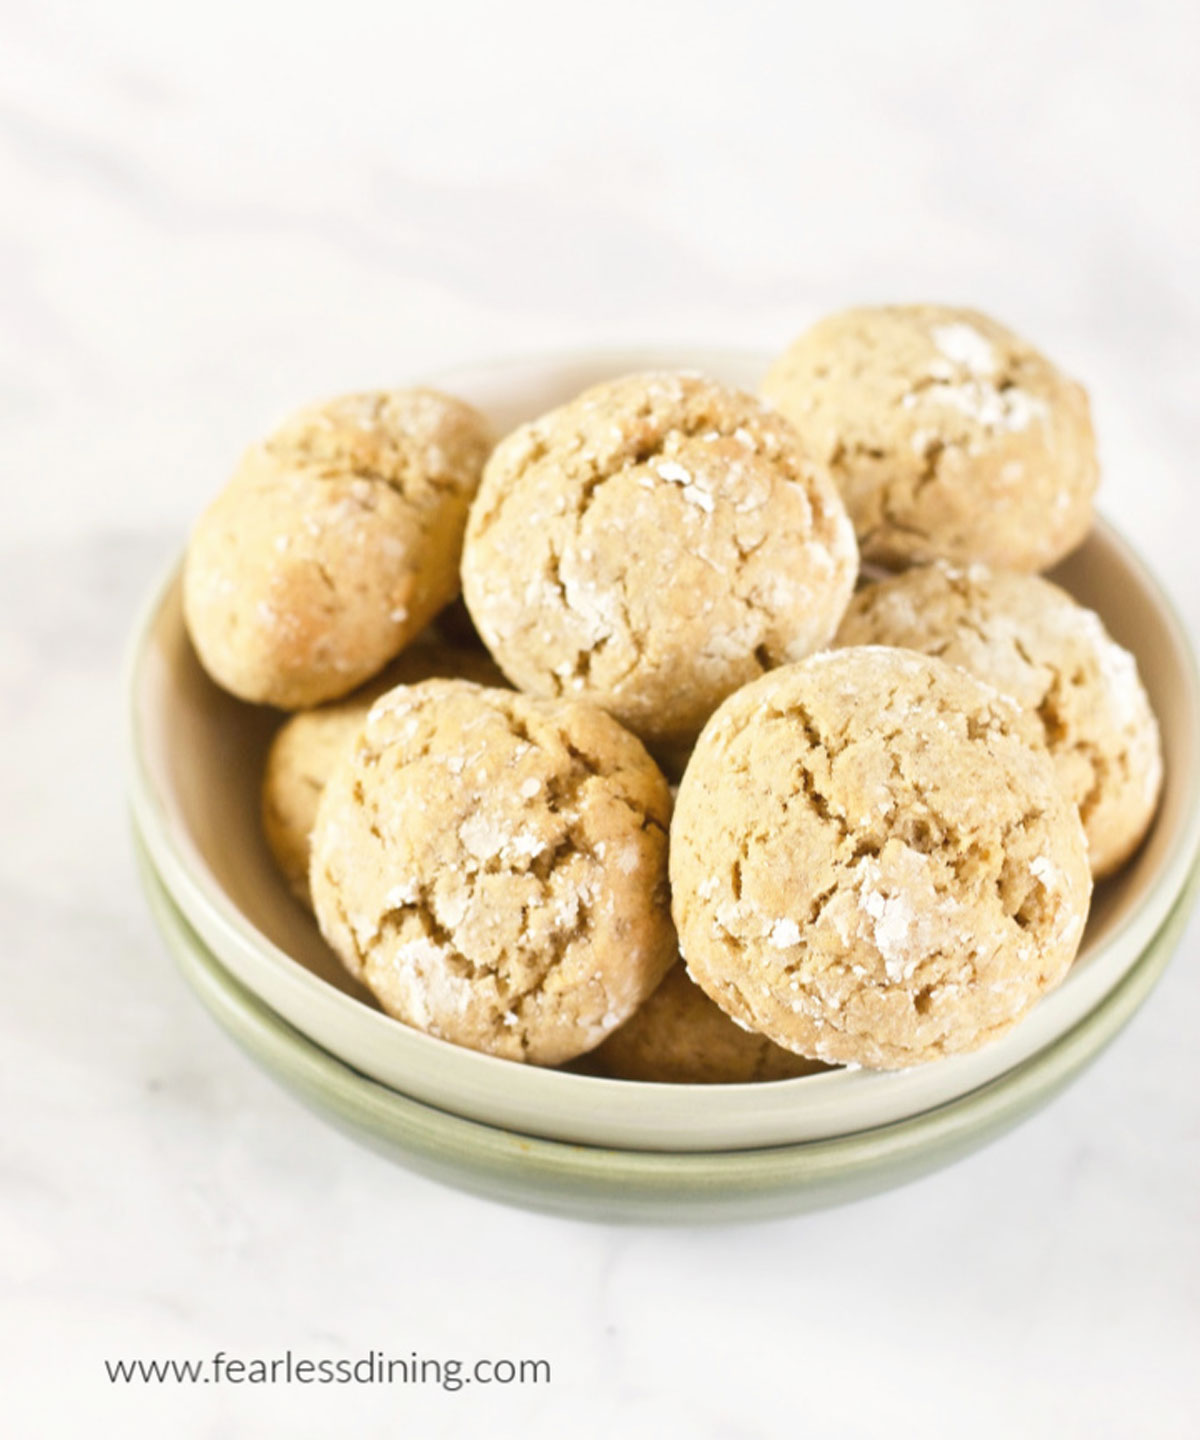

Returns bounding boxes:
[2,1,1198,1435]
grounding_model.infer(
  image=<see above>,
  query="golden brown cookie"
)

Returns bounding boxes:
[835,563,1162,878]
[184,389,492,708]
[311,680,677,1065]
[670,648,1092,1070]
[461,371,857,749]
[762,305,1097,572]
[261,642,506,909]
[588,962,827,1084]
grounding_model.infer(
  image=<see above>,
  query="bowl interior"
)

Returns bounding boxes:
[128,347,1200,1152]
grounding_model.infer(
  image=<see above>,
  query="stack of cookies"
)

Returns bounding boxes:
[183,305,1163,1080]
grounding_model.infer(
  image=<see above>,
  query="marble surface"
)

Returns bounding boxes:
[3,1,1198,1435]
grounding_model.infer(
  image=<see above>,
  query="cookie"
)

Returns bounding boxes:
[184,389,492,708]
[670,648,1092,1069]
[310,680,677,1065]
[835,564,1163,878]
[588,962,827,1084]
[461,371,858,750]
[261,642,506,909]
[762,305,1098,572]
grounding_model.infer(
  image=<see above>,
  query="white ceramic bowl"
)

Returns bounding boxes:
[127,347,1200,1154]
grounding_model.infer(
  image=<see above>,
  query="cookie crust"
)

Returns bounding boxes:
[589,962,827,1084]
[462,371,857,748]
[311,680,677,1065]
[261,642,505,909]
[835,563,1163,877]
[184,389,492,708]
[763,305,1097,572]
[670,648,1092,1069]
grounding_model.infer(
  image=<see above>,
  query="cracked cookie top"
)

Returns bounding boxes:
[587,961,827,1085]
[262,641,506,910]
[460,371,858,750]
[762,305,1097,572]
[310,679,677,1065]
[184,389,492,708]
[835,563,1162,878]
[670,647,1092,1069]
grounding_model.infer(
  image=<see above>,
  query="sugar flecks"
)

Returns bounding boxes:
[655,458,716,513]
[932,322,996,377]
[768,917,802,949]
[904,381,1048,433]
[1030,855,1057,889]
[860,887,916,981]
[383,879,420,909]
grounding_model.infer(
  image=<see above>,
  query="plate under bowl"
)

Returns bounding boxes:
[136,830,1200,1223]
[127,346,1200,1153]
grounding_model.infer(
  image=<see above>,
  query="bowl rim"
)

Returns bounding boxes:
[124,344,1200,1150]
[139,828,1200,1220]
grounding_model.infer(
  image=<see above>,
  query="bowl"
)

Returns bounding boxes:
[135,827,1200,1223]
[127,347,1200,1154]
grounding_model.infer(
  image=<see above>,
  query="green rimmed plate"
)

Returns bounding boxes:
[136,830,1199,1225]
